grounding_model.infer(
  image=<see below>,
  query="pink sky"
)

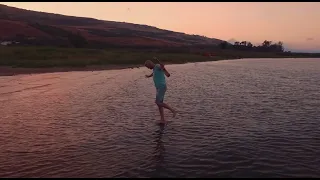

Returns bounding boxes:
[2,2,320,52]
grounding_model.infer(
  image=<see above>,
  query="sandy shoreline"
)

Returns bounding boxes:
[0,64,146,76]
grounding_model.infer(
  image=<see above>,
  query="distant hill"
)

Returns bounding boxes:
[0,4,225,48]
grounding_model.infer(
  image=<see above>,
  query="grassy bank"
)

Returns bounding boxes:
[0,46,218,68]
[1,46,319,69]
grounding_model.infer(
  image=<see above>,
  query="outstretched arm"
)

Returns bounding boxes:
[145,73,153,78]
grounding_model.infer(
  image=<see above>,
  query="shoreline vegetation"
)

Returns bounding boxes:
[1,5,319,76]
[1,44,320,76]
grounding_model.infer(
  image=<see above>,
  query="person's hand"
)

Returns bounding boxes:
[160,63,165,70]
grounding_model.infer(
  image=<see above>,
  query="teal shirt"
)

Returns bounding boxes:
[153,64,166,88]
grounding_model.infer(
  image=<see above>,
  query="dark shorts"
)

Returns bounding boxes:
[155,84,167,103]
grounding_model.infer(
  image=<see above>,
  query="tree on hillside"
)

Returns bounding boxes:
[247,42,253,48]
[232,39,284,53]
[68,32,88,48]
[257,40,284,52]
[262,40,272,47]
[240,41,247,46]
[219,41,228,49]
[233,41,251,50]
[277,41,284,52]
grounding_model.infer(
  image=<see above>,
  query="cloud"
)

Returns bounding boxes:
[306,38,314,41]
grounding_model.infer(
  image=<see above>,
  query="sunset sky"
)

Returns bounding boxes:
[2,2,320,52]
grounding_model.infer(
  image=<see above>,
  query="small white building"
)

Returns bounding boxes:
[0,41,20,46]
[0,41,13,46]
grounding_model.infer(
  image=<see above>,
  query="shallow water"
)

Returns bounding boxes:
[0,58,319,178]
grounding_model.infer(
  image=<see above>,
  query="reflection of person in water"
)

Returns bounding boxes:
[151,124,168,177]
[155,124,165,161]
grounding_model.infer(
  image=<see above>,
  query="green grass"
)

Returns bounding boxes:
[0,46,319,68]
[0,46,219,68]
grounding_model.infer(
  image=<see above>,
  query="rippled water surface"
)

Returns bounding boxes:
[0,58,320,178]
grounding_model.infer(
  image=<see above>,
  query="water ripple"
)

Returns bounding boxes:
[0,58,320,177]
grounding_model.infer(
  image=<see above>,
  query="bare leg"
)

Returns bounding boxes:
[156,102,177,117]
[158,105,165,123]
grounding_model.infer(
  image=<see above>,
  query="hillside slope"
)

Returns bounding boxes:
[0,4,225,48]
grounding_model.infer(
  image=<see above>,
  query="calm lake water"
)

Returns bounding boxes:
[0,58,319,178]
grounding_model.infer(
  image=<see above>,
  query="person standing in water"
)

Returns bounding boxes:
[145,57,177,123]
